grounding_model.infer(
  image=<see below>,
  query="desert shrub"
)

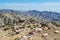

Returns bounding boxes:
[41,24,47,27]
[15,38,19,40]
[40,22,47,27]
[3,16,12,25]
[19,19,25,23]
[0,13,4,18]
[13,19,17,24]
[29,19,35,23]
[19,26,25,29]
[17,17,25,23]
[8,18,12,25]
[29,31,34,35]
[27,25,31,28]
[0,25,5,28]
[4,16,8,24]
[16,28,19,30]
[4,27,9,31]
[15,32,19,34]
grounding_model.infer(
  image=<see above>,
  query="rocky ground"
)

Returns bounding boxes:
[0,13,60,40]
[0,19,60,40]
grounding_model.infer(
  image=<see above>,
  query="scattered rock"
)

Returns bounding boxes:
[19,27,25,29]
[15,38,19,40]
[29,31,34,35]
[43,26,48,31]
[42,33,48,37]
[23,35,27,38]
[28,36,32,40]
[15,32,19,34]
[35,28,43,32]
[54,30,59,33]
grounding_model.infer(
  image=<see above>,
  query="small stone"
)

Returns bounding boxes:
[2,35,6,37]
[54,30,59,33]
[35,28,43,32]
[28,36,32,39]
[38,25,41,27]
[43,27,48,31]
[42,33,48,37]
[15,30,19,32]
[23,35,27,38]
[28,36,31,38]
[38,28,43,31]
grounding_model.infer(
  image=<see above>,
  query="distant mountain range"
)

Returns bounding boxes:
[0,9,60,21]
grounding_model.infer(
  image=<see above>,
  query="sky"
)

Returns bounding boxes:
[0,0,60,12]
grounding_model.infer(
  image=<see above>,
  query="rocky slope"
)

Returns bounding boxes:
[0,9,60,40]
[0,9,60,21]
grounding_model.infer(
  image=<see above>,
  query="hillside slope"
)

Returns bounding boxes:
[0,9,60,21]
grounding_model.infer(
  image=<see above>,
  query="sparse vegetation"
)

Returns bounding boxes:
[0,9,60,40]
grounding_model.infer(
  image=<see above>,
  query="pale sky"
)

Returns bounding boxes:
[0,0,60,12]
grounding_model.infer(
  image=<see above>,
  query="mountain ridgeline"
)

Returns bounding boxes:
[23,10,60,21]
[0,9,60,21]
